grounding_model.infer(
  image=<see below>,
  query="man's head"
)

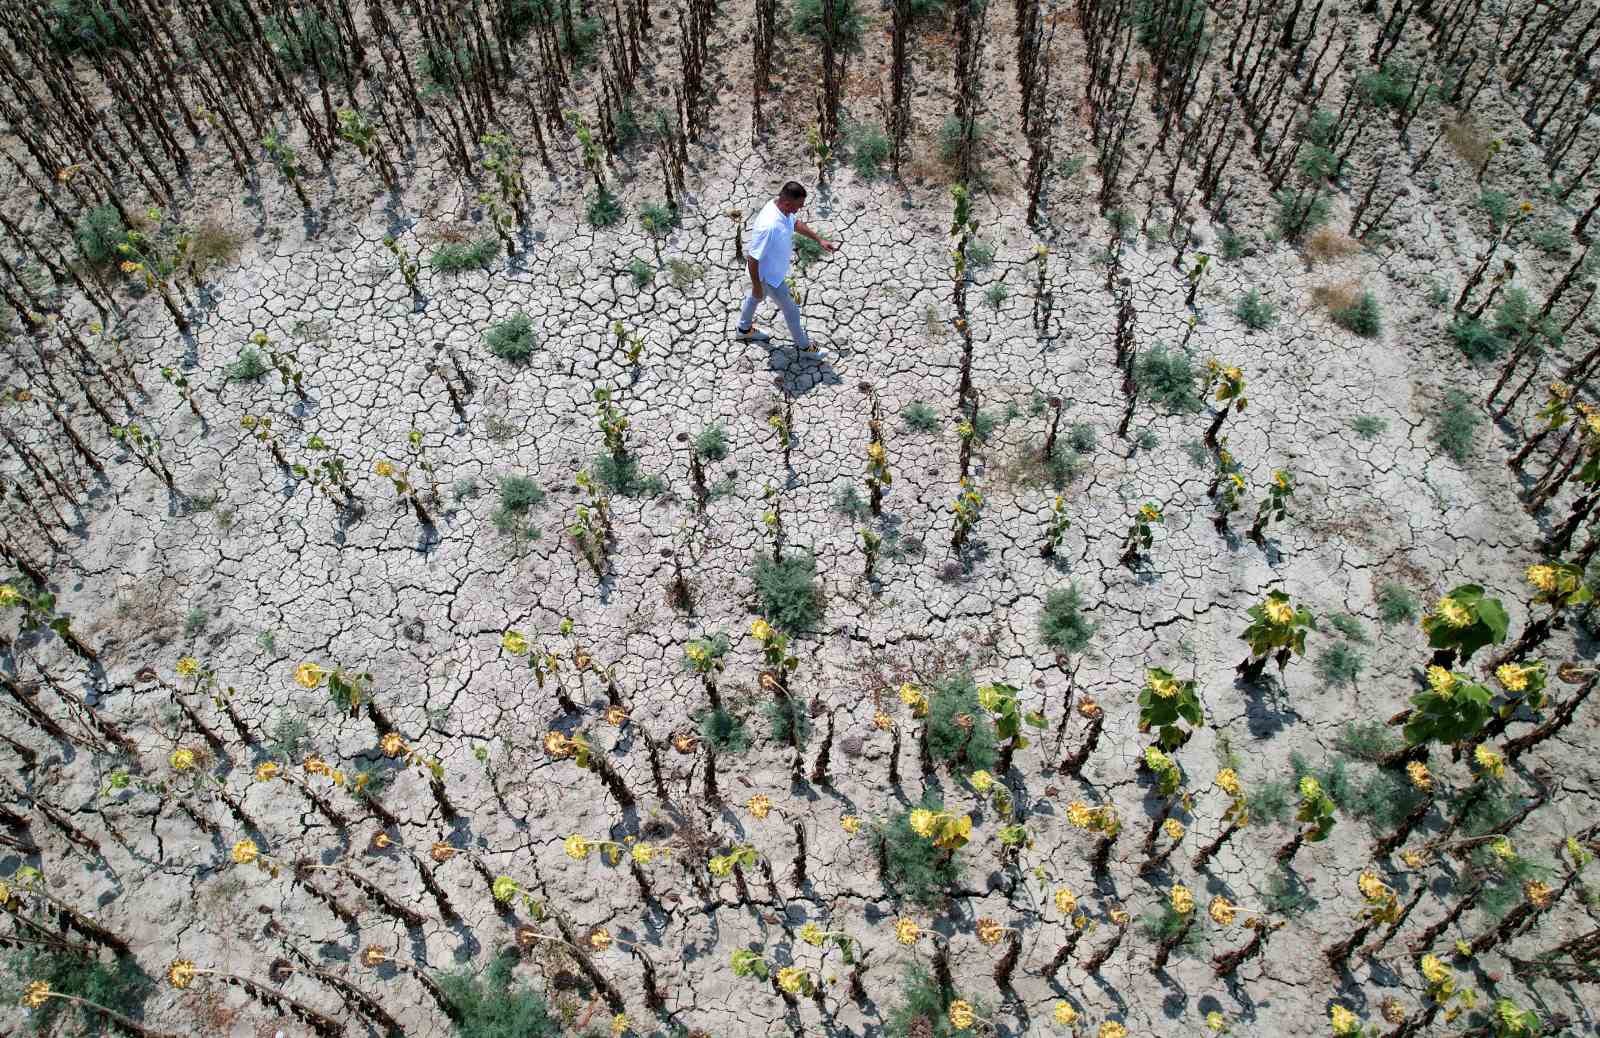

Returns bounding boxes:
[776,181,807,215]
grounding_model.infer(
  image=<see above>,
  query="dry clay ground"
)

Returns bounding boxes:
[5,4,1600,1038]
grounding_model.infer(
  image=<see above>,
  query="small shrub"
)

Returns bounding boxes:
[267,713,309,758]
[269,9,339,75]
[790,0,864,50]
[1139,903,1205,957]
[1351,415,1387,439]
[1234,288,1277,330]
[1329,290,1382,338]
[1107,208,1137,241]
[966,240,996,269]
[880,802,965,908]
[591,453,662,497]
[224,347,269,382]
[698,707,751,753]
[1315,642,1364,687]
[1263,867,1315,916]
[638,201,679,237]
[1274,187,1332,239]
[1479,189,1512,233]
[1248,781,1293,825]
[1531,223,1570,254]
[1182,439,1209,467]
[925,673,996,770]
[1433,387,1480,463]
[1297,144,1340,182]
[9,947,152,1033]
[1135,345,1204,413]
[832,482,868,519]
[902,401,940,433]
[983,283,1008,308]
[848,124,891,180]
[1043,445,1084,487]
[74,203,131,265]
[1376,583,1419,625]
[694,423,728,461]
[437,950,562,1037]
[750,551,823,633]
[1357,62,1418,111]
[1304,227,1360,265]
[628,257,654,287]
[936,114,990,169]
[794,235,824,271]
[763,697,812,748]
[666,258,704,288]
[429,238,497,273]
[1327,614,1370,643]
[484,313,537,362]
[1067,422,1097,453]
[1449,315,1505,361]
[1346,769,1425,831]
[1336,721,1399,763]
[1218,227,1246,261]
[1301,109,1337,147]
[586,186,624,228]
[1039,585,1095,655]
[46,0,137,53]
[498,476,545,513]
[1136,429,1159,450]
[1058,154,1088,180]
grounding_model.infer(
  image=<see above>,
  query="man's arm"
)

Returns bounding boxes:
[795,221,837,252]
[746,256,764,299]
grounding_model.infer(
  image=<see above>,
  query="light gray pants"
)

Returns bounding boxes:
[738,279,809,348]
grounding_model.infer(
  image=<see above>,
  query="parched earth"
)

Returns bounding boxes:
[4,2,1600,1037]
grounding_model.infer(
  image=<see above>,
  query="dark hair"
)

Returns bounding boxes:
[779,181,808,202]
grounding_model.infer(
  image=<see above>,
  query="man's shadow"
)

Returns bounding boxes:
[765,345,843,396]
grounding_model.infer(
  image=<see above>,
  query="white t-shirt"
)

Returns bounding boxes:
[747,200,796,288]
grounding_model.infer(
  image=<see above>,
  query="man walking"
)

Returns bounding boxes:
[735,181,838,357]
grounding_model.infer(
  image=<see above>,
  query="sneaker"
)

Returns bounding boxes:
[799,343,831,361]
[735,325,772,342]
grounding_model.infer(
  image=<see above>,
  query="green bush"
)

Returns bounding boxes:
[46,0,136,53]
[848,124,891,180]
[484,313,538,362]
[884,965,980,1037]
[1039,585,1094,654]
[1043,445,1084,487]
[1107,208,1137,241]
[1296,145,1340,182]
[437,950,562,1037]
[1376,583,1419,625]
[1357,62,1419,111]
[638,202,679,237]
[498,476,545,513]
[832,482,868,519]
[1433,387,1481,463]
[1132,0,1204,49]
[1274,187,1332,239]
[902,401,940,433]
[429,239,498,273]
[1350,415,1388,439]
[591,453,663,497]
[1068,422,1097,453]
[936,114,990,169]
[586,186,624,228]
[627,257,654,287]
[791,0,864,50]
[1330,291,1382,337]
[750,551,823,633]
[1532,223,1570,253]
[925,673,997,770]
[1315,642,1364,687]
[698,707,751,753]
[1449,315,1505,361]
[794,235,824,271]
[1454,286,1566,363]
[1335,720,1399,763]
[984,283,1008,308]
[1234,289,1277,331]
[1219,227,1246,261]
[763,697,812,748]
[1263,867,1315,916]
[74,204,131,266]
[880,800,966,907]
[491,476,544,538]
[1327,613,1370,643]
[1302,109,1337,147]
[8,947,152,1035]
[224,347,269,382]
[268,9,339,75]
[1479,189,1512,232]
[966,240,996,269]
[1247,780,1292,824]
[1135,346,1204,412]
[694,423,728,461]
